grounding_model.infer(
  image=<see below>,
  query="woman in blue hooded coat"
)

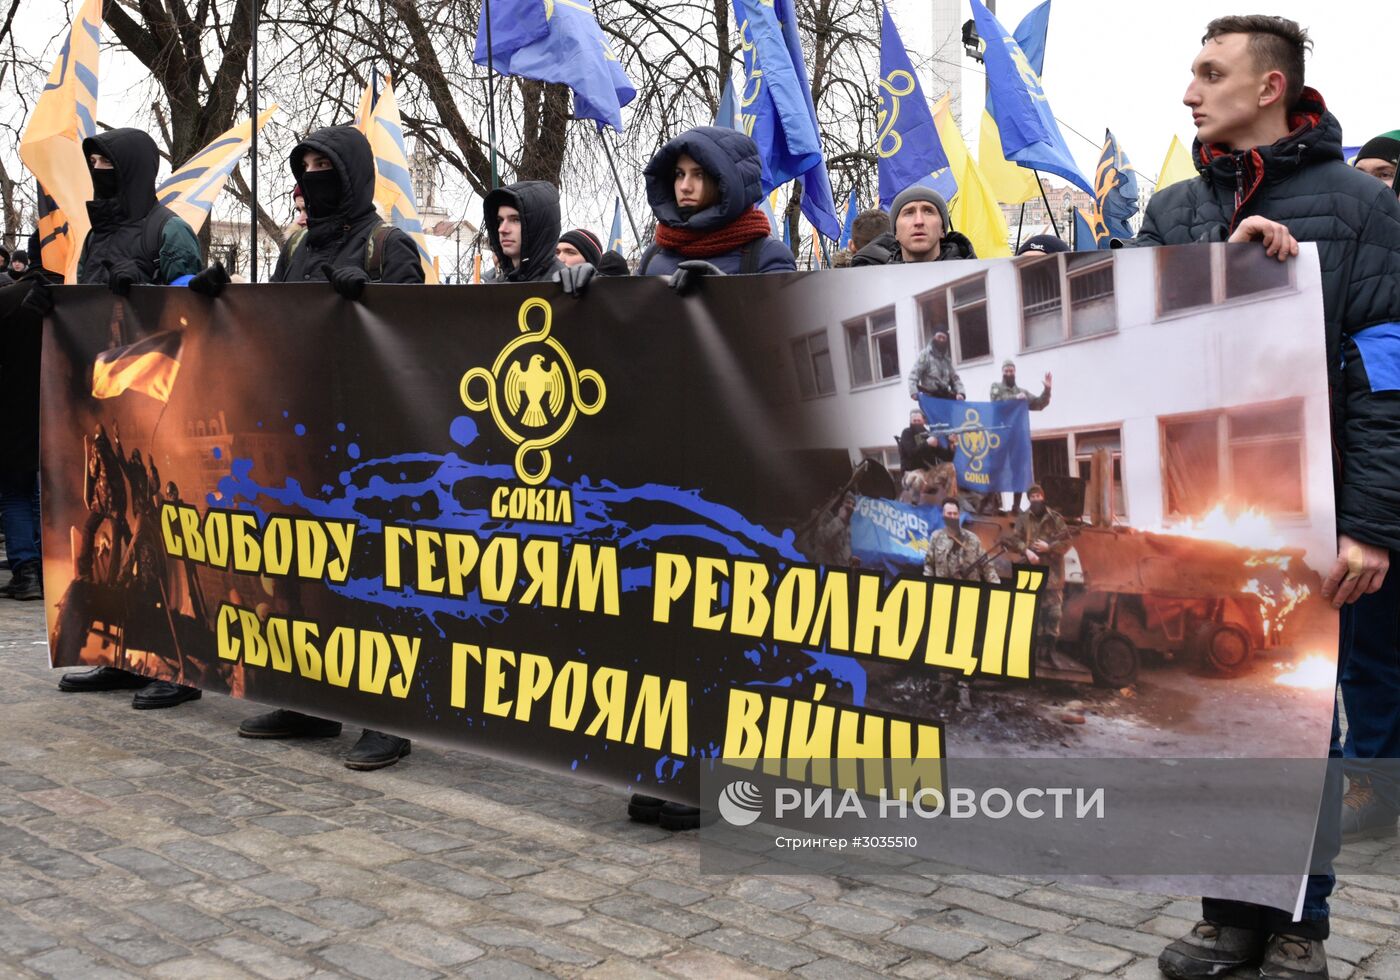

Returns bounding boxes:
[637,127,795,282]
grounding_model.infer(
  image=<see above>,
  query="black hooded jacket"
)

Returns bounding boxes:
[851,230,976,266]
[483,181,564,283]
[77,128,202,285]
[272,126,423,284]
[1134,89,1400,552]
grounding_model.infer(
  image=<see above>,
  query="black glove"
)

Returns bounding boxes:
[668,259,724,296]
[323,263,370,300]
[554,262,596,298]
[106,259,147,296]
[188,261,231,298]
[20,279,54,316]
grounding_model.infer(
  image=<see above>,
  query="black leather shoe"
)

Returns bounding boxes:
[628,794,665,823]
[58,666,148,692]
[132,681,202,709]
[238,709,342,739]
[659,801,710,831]
[344,730,411,770]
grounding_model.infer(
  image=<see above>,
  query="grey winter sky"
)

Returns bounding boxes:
[11,1,1400,227]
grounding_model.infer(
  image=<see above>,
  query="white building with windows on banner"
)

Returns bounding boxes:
[768,245,1334,569]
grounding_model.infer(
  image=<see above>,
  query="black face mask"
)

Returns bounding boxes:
[90,168,119,200]
[933,338,950,354]
[1030,500,1047,516]
[1003,374,1016,388]
[943,517,961,534]
[298,169,343,222]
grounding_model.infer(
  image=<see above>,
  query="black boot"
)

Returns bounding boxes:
[4,560,42,601]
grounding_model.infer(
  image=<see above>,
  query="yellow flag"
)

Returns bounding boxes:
[19,0,103,282]
[1156,135,1197,192]
[933,97,1012,258]
[978,111,1038,206]
[362,75,439,283]
[156,107,278,236]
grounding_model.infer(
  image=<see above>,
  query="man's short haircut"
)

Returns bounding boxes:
[851,209,889,251]
[1202,15,1311,109]
[941,497,960,512]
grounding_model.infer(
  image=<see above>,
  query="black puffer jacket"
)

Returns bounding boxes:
[77,128,202,285]
[1135,89,1400,551]
[484,181,564,283]
[851,230,976,266]
[272,126,423,284]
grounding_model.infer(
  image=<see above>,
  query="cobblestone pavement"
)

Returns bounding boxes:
[3,600,1400,980]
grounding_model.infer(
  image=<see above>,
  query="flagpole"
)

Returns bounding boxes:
[249,0,259,282]
[1032,170,1060,238]
[598,131,642,246]
[484,0,499,189]
[1014,202,1025,252]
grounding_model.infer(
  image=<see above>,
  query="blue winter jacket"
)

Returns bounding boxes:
[639,126,796,277]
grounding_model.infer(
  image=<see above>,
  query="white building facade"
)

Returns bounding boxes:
[772,246,1334,568]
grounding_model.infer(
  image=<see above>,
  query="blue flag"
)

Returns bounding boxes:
[849,496,942,575]
[1015,0,1052,76]
[876,6,949,209]
[971,0,1090,195]
[1094,129,1139,240]
[473,0,636,133]
[1073,207,1095,251]
[917,397,1032,494]
[732,0,840,238]
[607,198,623,253]
[715,75,739,129]
[837,188,857,248]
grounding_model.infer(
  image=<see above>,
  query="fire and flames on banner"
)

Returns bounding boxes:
[39,245,1338,910]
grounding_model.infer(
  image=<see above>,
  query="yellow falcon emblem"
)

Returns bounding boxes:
[460,298,605,486]
[958,407,1000,473]
[505,354,565,428]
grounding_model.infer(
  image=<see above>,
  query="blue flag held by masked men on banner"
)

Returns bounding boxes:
[876,6,949,209]
[917,397,1032,494]
[473,0,636,132]
[849,496,941,575]
[732,0,841,239]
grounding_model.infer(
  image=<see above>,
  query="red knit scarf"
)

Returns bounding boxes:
[653,207,773,257]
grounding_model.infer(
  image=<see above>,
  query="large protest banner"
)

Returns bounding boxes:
[39,246,1339,910]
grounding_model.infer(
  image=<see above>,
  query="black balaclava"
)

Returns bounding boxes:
[90,167,119,200]
[932,334,950,355]
[298,171,343,229]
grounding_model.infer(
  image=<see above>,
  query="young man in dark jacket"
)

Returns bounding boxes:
[1135,16,1400,980]
[270,125,424,293]
[852,187,975,266]
[483,181,566,284]
[56,130,205,709]
[637,126,794,289]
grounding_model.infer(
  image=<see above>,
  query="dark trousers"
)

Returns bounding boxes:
[0,470,41,568]
[1340,557,1400,808]
[1202,568,1399,939]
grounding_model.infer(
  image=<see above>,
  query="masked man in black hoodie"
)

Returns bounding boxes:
[268,125,424,294]
[232,125,419,770]
[77,128,203,290]
[55,129,205,710]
